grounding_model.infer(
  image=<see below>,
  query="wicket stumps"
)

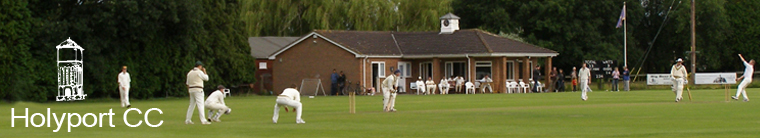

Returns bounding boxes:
[725,84,729,102]
[349,91,356,114]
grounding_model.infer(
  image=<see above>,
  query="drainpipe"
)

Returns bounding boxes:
[363,56,369,87]
[466,54,471,82]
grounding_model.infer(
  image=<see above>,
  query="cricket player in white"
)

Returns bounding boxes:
[206,85,231,122]
[439,78,450,94]
[456,76,464,93]
[118,66,131,108]
[416,77,426,95]
[480,75,493,93]
[383,70,400,112]
[579,63,591,101]
[733,54,754,102]
[186,61,210,125]
[273,85,305,124]
[670,58,688,102]
[425,77,436,95]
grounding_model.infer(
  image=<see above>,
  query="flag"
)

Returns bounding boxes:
[616,5,626,28]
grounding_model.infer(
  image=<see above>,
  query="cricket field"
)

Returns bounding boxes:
[1,89,758,137]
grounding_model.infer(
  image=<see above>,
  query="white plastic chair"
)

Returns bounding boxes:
[506,81,517,93]
[513,82,521,93]
[473,81,481,94]
[223,89,231,97]
[410,82,418,95]
[465,82,475,94]
[536,82,545,92]
[519,81,529,93]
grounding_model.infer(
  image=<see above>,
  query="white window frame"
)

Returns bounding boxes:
[506,61,515,80]
[516,60,535,80]
[419,62,433,79]
[259,62,267,70]
[372,61,386,78]
[445,61,467,78]
[475,61,493,80]
[398,61,412,78]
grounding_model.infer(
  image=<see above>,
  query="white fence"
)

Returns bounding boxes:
[647,72,737,85]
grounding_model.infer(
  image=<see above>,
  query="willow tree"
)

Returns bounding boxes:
[240,0,452,37]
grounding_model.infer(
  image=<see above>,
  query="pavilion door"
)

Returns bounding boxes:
[371,62,385,89]
[397,62,411,93]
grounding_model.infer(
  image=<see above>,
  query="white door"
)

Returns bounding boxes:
[397,62,411,92]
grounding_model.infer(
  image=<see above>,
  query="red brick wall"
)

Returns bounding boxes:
[272,36,361,95]
[361,59,401,93]
[254,59,273,94]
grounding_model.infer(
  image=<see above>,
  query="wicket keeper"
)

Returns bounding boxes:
[205,85,231,122]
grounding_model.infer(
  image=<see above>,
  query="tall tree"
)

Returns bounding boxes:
[0,0,37,101]
[725,0,760,71]
[454,0,644,72]
[1,0,256,102]
[240,0,452,37]
[453,0,733,73]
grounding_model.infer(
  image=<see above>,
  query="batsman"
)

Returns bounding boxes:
[382,70,401,112]
[671,58,688,102]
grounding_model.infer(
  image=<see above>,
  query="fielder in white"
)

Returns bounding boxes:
[118,66,131,108]
[733,54,754,102]
[670,58,688,102]
[186,61,210,125]
[273,84,305,124]
[579,63,591,101]
[205,85,231,122]
[425,77,436,95]
[383,70,400,112]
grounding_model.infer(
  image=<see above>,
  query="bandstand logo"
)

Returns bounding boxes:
[56,38,86,101]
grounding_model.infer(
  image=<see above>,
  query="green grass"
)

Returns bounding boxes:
[1,89,759,138]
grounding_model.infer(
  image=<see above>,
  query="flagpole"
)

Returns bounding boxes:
[623,2,627,68]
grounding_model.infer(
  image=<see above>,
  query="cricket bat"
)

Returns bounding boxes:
[384,95,392,112]
[384,90,396,112]
[686,86,692,101]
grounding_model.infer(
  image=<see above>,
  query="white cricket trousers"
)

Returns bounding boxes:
[673,78,685,100]
[416,84,426,94]
[382,88,396,111]
[481,84,493,93]
[735,79,752,100]
[426,85,436,94]
[273,97,302,122]
[186,88,208,123]
[119,87,130,107]
[580,79,589,100]
[439,85,449,94]
[205,103,229,120]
